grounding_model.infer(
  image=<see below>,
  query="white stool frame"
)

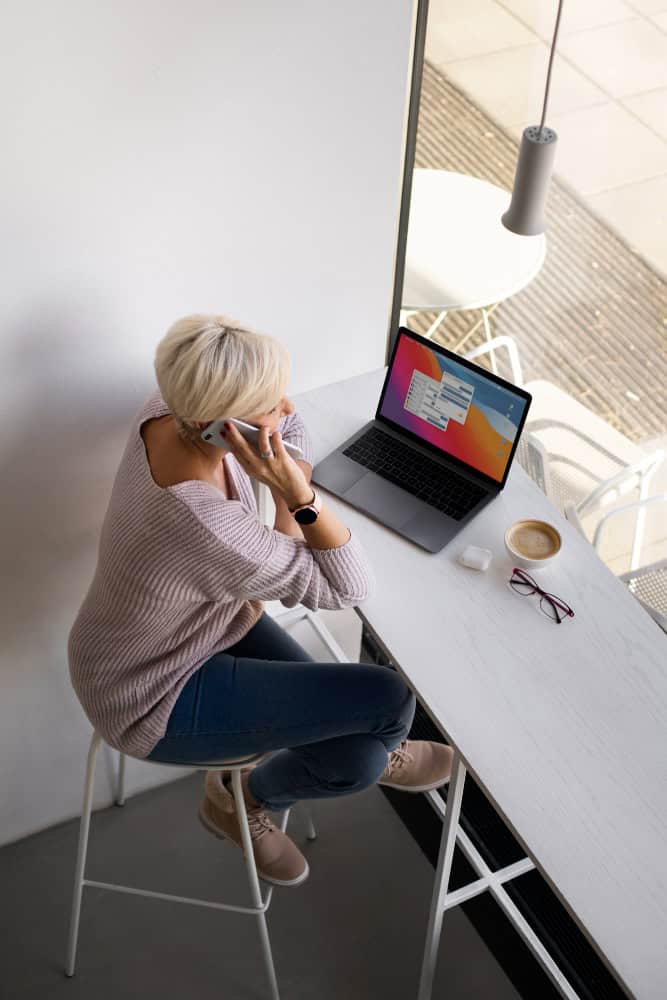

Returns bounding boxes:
[65,606,347,1000]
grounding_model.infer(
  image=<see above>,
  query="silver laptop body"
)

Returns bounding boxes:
[311,329,532,554]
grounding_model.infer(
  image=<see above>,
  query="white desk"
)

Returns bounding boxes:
[294,369,667,1000]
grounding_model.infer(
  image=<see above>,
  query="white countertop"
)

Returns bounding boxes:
[295,367,667,1000]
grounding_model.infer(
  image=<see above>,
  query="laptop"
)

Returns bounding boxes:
[311,327,532,553]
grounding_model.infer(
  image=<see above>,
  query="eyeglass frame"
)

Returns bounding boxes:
[509,567,575,624]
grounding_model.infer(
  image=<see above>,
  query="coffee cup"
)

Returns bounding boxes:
[504,519,561,570]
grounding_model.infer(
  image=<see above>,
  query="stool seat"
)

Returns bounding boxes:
[150,750,263,768]
[189,753,261,766]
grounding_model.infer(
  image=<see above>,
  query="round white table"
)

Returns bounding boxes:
[402,170,546,369]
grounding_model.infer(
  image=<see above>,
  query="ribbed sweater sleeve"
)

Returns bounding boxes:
[277,409,313,466]
[173,486,374,611]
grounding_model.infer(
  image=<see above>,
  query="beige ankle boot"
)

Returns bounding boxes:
[198,770,309,887]
[378,739,454,792]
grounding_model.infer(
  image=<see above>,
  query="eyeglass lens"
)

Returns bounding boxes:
[510,569,573,623]
[540,595,563,622]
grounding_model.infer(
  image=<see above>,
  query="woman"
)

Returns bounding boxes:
[68,314,453,888]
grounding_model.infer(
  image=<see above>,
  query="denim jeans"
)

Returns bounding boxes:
[146,612,416,810]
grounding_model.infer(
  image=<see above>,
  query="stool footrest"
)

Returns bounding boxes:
[82,878,271,915]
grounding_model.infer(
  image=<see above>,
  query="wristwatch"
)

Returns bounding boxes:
[288,489,322,525]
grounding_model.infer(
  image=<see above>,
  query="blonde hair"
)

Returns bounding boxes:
[154,314,290,442]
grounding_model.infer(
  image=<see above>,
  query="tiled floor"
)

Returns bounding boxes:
[623,88,667,139]
[438,44,607,126]
[427,0,667,277]
[588,174,667,266]
[533,102,667,194]
[558,18,667,97]
[499,0,637,37]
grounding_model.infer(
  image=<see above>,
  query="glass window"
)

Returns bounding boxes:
[402,0,667,586]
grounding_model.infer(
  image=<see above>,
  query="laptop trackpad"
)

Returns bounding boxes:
[344,473,420,530]
[313,451,367,495]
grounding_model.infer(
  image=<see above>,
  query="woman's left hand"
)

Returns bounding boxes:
[223,422,313,508]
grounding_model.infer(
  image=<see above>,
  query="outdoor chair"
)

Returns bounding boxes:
[594,496,667,633]
[460,336,665,576]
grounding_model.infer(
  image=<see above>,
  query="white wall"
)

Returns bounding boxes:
[0,0,416,845]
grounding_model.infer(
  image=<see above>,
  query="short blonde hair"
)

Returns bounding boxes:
[154,314,290,442]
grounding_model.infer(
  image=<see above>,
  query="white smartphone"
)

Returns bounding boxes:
[201,418,303,459]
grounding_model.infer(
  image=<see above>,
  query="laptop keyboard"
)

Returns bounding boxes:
[342,427,487,521]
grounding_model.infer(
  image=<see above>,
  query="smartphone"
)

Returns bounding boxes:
[201,418,303,459]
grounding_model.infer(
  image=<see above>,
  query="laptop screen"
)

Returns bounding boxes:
[377,329,530,484]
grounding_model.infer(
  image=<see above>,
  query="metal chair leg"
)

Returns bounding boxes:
[115,751,126,806]
[65,730,102,977]
[453,301,501,355]
[425,309,449,340]
[481,307,498,375]
[399,308,420,329]
[302,804,317,841]
[231,769,280,1000]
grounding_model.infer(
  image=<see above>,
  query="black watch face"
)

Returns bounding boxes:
[294,506,318,525]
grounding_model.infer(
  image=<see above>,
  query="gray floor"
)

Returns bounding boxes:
[2,772,521,1000]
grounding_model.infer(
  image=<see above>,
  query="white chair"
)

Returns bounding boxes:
[620,558,667,634]
[460,335,665,574]
[522,381,664,573]
[65,606,349,1000]
[593,495,667,633]
[460,336,667,631]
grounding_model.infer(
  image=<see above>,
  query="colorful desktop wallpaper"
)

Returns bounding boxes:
[379,334,528,482]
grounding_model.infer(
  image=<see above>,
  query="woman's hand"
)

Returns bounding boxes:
[223,422,314,509]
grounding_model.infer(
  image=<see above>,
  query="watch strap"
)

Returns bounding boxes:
[288,489,321,517]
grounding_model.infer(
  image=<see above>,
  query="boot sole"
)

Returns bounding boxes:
[197,803,310,888]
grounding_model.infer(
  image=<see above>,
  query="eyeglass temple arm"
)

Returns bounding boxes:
[512,569,574,617]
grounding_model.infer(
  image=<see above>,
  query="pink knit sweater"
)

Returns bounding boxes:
[68,389,373,758]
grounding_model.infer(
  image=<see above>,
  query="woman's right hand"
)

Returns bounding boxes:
[223,422,314,509]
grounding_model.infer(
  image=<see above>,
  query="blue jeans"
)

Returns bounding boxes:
[146,612,416,811]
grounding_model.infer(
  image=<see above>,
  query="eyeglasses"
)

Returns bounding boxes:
[509,568,575,624]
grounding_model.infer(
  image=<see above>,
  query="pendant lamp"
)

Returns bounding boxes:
[502,0,565,236]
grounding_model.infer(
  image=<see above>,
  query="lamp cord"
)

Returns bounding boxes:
[539,0,565,136]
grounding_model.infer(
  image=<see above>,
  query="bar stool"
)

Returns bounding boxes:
[66,605,349,997]
[65,730,317,1000]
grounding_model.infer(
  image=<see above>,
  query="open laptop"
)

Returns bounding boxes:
[311,327,532,553]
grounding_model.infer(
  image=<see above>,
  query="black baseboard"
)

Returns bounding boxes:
[361,626,629,1000]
